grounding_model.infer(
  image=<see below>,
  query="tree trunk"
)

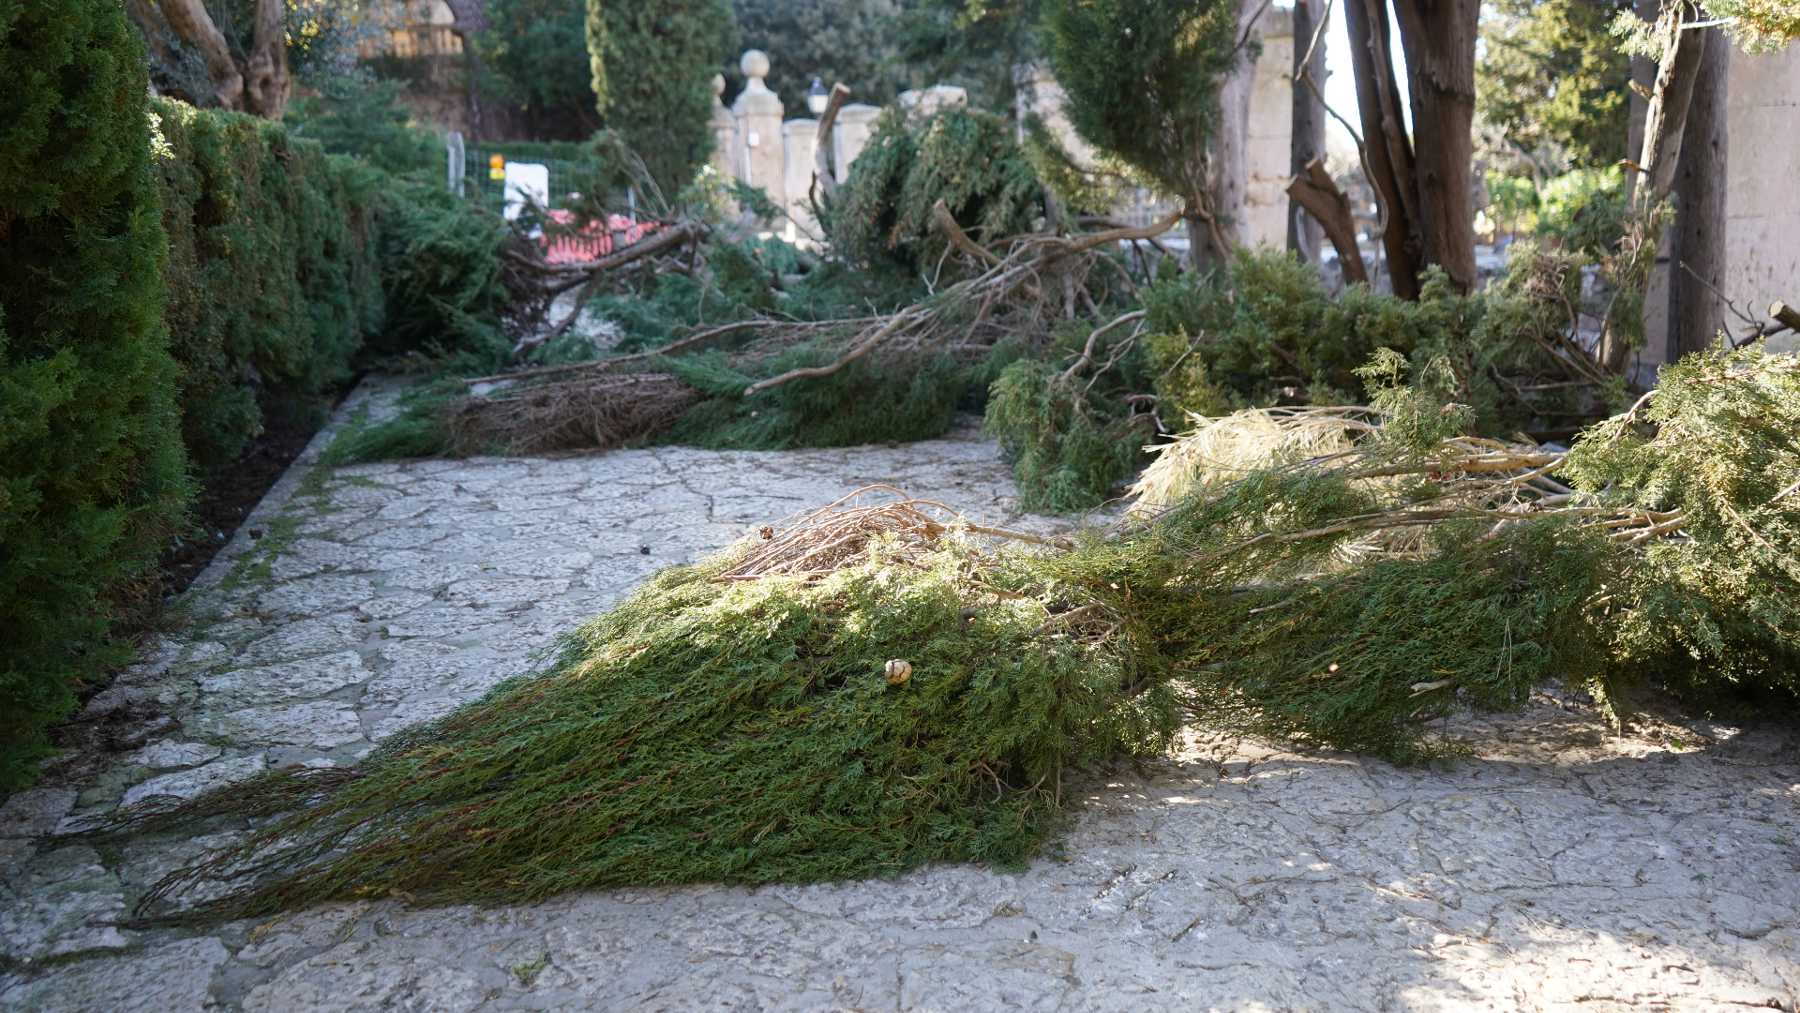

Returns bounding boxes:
[242,0,290,118]
[1668,27,1730,361]
[1288,0,1328,262]
[156,0,244,110]
[1341,0,1422,298]
[1287,157,1369,284]
[1390,0,1480,294]
[1597,2,1709,373]
[1625,0,1659,203]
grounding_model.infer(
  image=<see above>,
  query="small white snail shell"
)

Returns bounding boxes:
[884,659,913,685]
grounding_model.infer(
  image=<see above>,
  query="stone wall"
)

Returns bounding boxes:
[1723,42,1800,354]
[1643,42,1800,363]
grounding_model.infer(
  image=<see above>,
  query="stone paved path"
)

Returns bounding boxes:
[3,381,1798,1011]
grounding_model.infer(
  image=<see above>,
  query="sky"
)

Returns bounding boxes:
[1304,1,1411,156]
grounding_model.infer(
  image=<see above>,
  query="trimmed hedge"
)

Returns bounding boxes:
[1,0,190,789]
[154,99,386,471]
[1,17,506,785]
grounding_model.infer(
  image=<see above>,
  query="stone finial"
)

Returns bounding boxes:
[712,73,725,99]
[740,50,771,93]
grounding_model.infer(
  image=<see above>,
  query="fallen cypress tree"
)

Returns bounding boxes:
[81,347,1800,924]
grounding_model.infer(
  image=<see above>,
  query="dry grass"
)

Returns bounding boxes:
[718,484,1071,583]
[446,372,700,455]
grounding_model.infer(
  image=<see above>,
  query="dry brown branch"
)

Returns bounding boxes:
[1771,301,1800,333]
[931,199,1002,267]
[1285,157,1369,284]
[1062,310,1146,382]
[812,83,853,204]
[446,373,699,455]
[465,319,807,387]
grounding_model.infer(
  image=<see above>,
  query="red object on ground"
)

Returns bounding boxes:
[540,210,663,265]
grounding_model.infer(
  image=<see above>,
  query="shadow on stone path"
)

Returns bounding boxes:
[3,379,1797,1011]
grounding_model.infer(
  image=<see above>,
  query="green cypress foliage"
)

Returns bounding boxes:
[0,0,189,788]
[83,349,1800,921]
[585,0,737,195]
[154,100,386,471]
[1040,0,1239,217]
[1476,0,1633,171]
[826,106,1045,273]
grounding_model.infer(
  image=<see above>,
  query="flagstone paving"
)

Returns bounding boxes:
[2,379,1797,1011]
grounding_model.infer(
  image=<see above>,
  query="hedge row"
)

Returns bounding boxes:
[1,0,190,789]
[2,1,505,789]
[155,99,385,471]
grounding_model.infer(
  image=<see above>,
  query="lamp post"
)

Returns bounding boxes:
[806,76,828,117]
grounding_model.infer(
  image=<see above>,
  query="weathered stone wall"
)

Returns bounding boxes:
[1724,43,1800,354]
[1244,9,1297,248]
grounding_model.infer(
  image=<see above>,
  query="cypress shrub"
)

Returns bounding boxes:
[153,99,385,472]
[0,0,190,788]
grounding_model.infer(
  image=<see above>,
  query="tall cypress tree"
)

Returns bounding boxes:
[0,0,189,787]
[585,0,737,196]
[1040,0,1242,261]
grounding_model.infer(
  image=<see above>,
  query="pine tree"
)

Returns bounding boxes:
[1040,0,1243,260]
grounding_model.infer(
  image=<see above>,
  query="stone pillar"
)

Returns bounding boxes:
[731,49,785,211]
[1723,39,1800,356]
[833,104,881,182]
[1012,63,1098,169]
[708,73,737,182]
[1244,7,1296,249]
[782,118,820,242]
[897,84,967,118]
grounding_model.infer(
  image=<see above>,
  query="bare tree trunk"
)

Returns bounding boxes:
[1625,0,1659,203]
[1288,0,1328,262]
[1390,0,1480,294]
[1668,27,1730,361]
[1341,0,1422,298]
[156,0,244,110]
[1597,2,1709,373]
[242,0,290,117]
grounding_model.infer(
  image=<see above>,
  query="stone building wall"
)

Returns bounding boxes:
[1723,43,1800,354]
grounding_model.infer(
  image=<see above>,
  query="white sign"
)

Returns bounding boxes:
[502,161,550,222]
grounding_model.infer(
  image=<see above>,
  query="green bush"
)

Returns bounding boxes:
[1142,249,1607,434]
[155,99,386,471]
[826,106,1045,273]
[284,78,441,178]
[366,179,513,375]
[1536,166,1626,260]
[1,0,190,789]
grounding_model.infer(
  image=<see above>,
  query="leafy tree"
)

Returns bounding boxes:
[897,0,1040,111]
[1477,0,1634,172]
[1040,0,1242,259]
[729,0,914,107]
[480,0,600,139]
[1,0,189,787]
[585,0,737,194]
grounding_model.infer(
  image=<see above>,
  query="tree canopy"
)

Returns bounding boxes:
[1040,0,1241,245]
[1476,0,1633,173]
[585,0,737,195]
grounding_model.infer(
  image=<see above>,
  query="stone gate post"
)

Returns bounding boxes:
[731,50,786,214]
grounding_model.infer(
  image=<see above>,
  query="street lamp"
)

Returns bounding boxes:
[806,76,828,117]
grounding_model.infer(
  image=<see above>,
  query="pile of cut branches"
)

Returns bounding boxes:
[352,208,1176,459]
[78,348,1800,924]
